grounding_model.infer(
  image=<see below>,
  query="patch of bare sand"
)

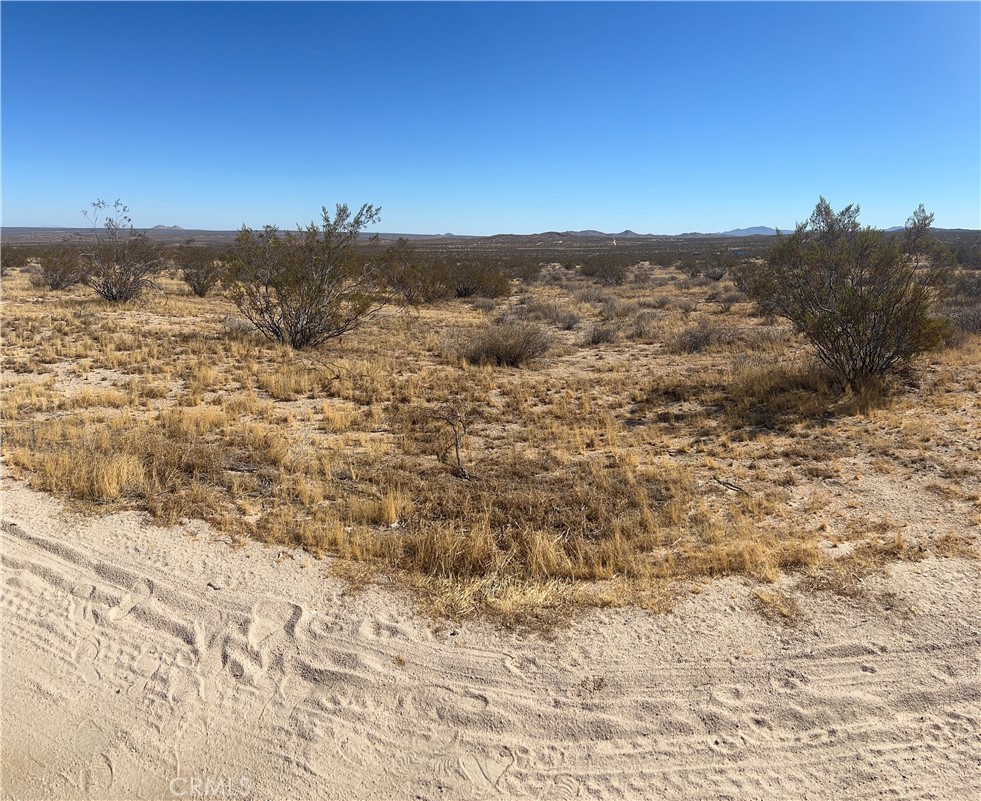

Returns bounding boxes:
[2,477,979,800]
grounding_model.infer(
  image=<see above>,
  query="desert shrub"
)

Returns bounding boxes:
[448,259,511,299]
[731,260,779,317]
[709,290,744,313]
[702,249,736,281]
[672,297,698,315]
[508,258,544,283]
[575,286,608,305]
[472,297,496,313]
[751,199,952,391]
[948,304,981,335]
[953,271,981,300]
[512,300,579,329]
[667,319,736,353]
[381,238,452,304]
[951,241,981,270]
[226,203,392,349]
[579,256,629,285]
[626,310,660,341]
[1,245,28,276]
[175,240,224,297]
[459,322,551,367]
[31,239,84,290]
[81,199,164,302]
[582,322,620,345]
[678,253,702,278]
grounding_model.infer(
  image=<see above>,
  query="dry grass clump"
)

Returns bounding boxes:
[582,322,621,346]
[667,318,739,353]
[511,299,581,330]
[753,588,802,625]
[2,261,977,622]
[454,321,551,367]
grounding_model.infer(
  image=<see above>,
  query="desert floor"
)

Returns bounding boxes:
[2,476,979,800]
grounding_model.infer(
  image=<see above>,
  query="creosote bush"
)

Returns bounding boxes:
[749,198,953,391]
[448,259,511,299]
[381,238,452,304]
[579,255,630,285]
[175,240,224,297]
[31,239,84,290]
[227,203,392,349]
[82,199,164,302]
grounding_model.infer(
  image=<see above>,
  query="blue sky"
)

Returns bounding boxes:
[2,1,979,234]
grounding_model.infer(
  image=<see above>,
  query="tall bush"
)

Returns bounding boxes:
[753,198,952,391]
[227,203,391,349]
[81,199,163,302]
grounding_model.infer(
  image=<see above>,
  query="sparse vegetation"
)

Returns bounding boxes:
[1,218,977,622]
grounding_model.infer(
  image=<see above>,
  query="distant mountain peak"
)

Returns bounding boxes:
[152,224,184,230]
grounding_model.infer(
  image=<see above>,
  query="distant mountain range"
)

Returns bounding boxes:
[5,224,975,247]
[551,226,790,239]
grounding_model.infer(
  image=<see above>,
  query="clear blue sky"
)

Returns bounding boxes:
[2,1,979,234]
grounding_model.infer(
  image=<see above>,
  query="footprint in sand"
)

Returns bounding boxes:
[127,652,162,699]
[75,638,101,684]
[259,675,305,728]
[542,775,582,800]
[430,736,514,794]
[73,720,107,760]
[100,578,152,625]
[68,583,96,625]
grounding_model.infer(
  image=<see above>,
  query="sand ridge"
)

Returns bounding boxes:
[1,477,979,800]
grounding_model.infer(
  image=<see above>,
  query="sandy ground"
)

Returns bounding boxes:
[1,477,979,801]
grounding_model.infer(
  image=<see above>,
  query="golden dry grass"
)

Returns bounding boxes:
[2,264,978,622]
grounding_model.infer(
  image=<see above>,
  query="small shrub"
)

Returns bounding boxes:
[175,240,224,297]
[81,200,164,302]
[1,245,28,276]
[509,259,544,284]
[512,300,581,330]
[626,310,660,341]
[678,253,701,278]
[712,290,744,313]
[667,319,736,353]
[582,322,620,345]
[382,239,451,304]
[949,304,981,336]
[459,322,551,367]
[31,240,84,290]
[702,249,736,281]
[472,297,496,313]
[953,271,981,300]
[448,259,511,299]
[579,257,629,286]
